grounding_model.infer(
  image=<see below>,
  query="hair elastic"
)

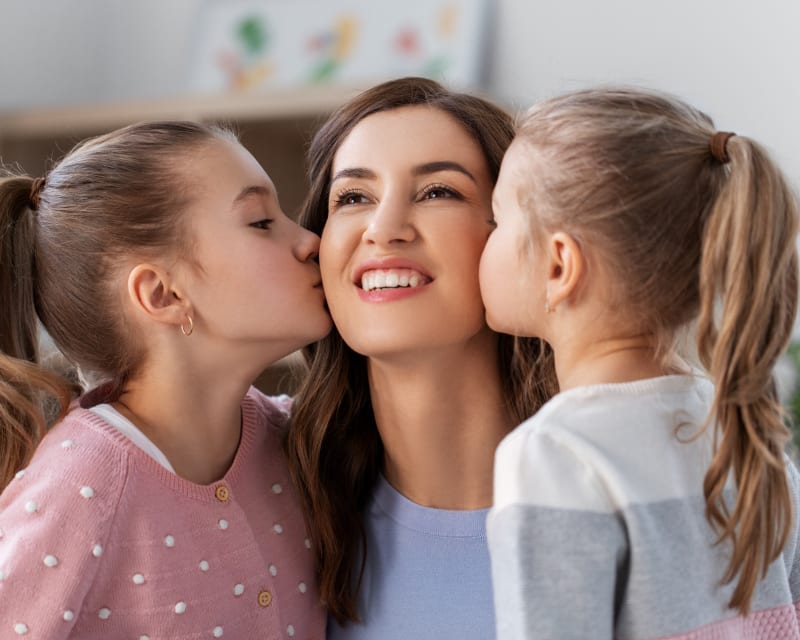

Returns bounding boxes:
[29,176,46,210]
[709,131,736,164]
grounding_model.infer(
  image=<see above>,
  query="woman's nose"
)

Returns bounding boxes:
[362,196,416,246]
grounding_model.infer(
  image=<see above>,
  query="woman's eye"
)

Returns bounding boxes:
[250,219,273,230]
[334,191,369,207]
[421,185,459,200]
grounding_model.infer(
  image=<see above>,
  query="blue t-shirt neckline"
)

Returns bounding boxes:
[371,474,489,539]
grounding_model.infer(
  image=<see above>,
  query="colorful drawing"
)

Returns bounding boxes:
[307,16,359,84]
[216,15,275,92]
[190,0,488,94]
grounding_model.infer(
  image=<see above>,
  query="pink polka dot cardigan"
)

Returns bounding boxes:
[0,388,325,639]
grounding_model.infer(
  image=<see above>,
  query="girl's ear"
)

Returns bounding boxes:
[126,263,189,329]
[545,231,585,311]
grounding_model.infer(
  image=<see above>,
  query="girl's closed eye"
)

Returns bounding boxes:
[250,218,274,230]
[419,183,463,201]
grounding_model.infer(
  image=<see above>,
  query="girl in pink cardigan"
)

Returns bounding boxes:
[0,122,330,638]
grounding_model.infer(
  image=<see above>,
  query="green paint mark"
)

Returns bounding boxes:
[238,16,268,55]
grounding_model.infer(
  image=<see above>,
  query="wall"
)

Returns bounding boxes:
[1,0,797,186]
[489,0,800,188]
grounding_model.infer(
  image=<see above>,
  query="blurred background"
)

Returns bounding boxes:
[2,0,799,429]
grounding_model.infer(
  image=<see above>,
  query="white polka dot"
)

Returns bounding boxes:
[199,560,209,572]
[304,538,312,549]
[273,523,283,534]
[0,570,6,581]
[298,582,307,594]
[15,470,25,480]
[79,486,95,499]
[63,610,74,621]
[0,528,4,538]
[13,623,28,635]
[132,573,145,585]
[92,544,103,558]
[139,636,150,640]
[233,583,244,596]
[271,483,283,494]
[61,439,74,448]
[43,554,58,568]
[174,601,187,614]
[218,519,228,530]
[287,624,295,637]
[269,564,277,576]
[98,608,111,620]
[164,535,175,547]
[213,627,224,638]
[24,501,38,514]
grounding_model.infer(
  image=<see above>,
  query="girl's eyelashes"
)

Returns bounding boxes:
[249,218,274,230]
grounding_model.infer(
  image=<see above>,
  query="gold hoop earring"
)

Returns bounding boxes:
[180,315,194,336]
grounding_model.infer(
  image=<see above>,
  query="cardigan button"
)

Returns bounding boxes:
[257,590,273,607]
[214,485,230,502]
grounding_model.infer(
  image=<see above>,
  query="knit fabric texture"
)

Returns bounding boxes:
[0,388,325,639]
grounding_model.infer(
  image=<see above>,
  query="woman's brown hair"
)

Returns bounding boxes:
[0,121,234,490]
[286,77,557,623]
[514,87,799,614]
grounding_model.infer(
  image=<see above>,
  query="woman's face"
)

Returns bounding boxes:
[319,105,497,359]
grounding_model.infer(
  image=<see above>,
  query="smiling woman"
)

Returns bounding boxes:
[286,77,557,639]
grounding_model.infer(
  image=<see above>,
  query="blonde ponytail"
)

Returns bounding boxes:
[696,136,799,614]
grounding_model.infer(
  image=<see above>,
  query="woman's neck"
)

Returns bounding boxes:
[112,362,250,485]
[368,333,512,510]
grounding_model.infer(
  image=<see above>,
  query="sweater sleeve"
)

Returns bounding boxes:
[0,429,127,638]
[488,428,628,640]
[784,457,800,607]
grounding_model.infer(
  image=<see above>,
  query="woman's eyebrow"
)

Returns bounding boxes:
[331,167,376,183]
[413,161,476,183]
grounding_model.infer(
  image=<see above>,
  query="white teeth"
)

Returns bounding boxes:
[360,268,427,292]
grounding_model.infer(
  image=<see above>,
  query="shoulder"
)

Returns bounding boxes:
[1,407,130,516]
[494,405,615,514]
[0,410,129,619]
[243,387,293,434]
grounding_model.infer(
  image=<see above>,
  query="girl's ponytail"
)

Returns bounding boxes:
[0,175,72,491]
[696,136,799,614]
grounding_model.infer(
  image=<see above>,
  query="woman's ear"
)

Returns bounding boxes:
[545,231,585,311]
[126,263,189,329]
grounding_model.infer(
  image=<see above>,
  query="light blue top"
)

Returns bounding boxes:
[328,475,496,640]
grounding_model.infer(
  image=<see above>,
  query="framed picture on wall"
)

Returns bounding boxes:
[189,0,492,94]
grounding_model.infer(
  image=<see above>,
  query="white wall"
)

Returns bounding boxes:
[1,0,797,186]
[489,0,800,189]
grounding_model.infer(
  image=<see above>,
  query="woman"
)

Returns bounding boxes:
[287,77,556,639]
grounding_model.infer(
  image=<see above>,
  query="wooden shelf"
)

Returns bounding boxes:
[0,84,364,138]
